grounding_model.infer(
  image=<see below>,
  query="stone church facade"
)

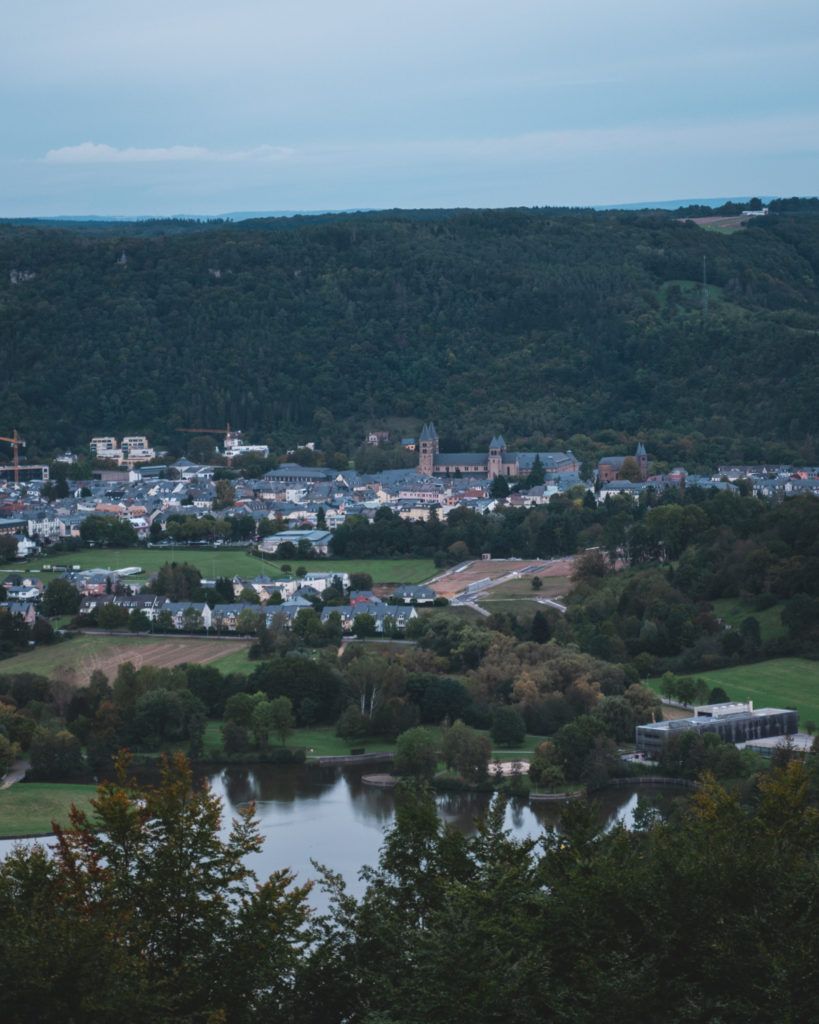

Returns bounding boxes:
[417,423,578,480]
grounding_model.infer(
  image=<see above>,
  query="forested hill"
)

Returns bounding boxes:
[2,206,818,465]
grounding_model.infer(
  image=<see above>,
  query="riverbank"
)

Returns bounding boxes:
[0,782,98,838]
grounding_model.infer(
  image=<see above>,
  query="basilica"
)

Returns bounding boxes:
[417,423,578,480]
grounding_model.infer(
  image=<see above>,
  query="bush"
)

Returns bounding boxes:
[394,727,437,778]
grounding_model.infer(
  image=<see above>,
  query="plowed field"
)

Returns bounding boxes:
[0,635,252,689]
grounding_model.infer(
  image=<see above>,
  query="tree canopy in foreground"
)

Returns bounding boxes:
[4,754,819,1022]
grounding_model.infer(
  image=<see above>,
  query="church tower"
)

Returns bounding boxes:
[418,422,439,475]
[635,442,648,481]
[488,434,506,479]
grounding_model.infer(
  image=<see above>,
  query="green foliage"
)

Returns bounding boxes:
[268,695,295,746]
[489,706,526,746]
[394,726,438,778]
[96,602,129,629]
[41,577,81,616]
[353,612,377,638]
[28,727,84,779]
[127,608,150,632]
[440,719,491,780]
[336,704,369,742]
[79,515,138,547]
[6,210,819,465]
[250,655,344,724]
[0,752,313,1021]
[148,561,204,601]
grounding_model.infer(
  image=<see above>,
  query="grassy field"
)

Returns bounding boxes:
[207,646,257,675]
[202,722,546,761]
[710,597,787,645]
[15,549,436,586]
[0,783,97,837]
[479,599,545,617]
[0,634,253,687]
[648,657,819,729]
[480,576,567,600]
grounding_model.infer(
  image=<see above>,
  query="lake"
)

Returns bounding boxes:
[0,763,687,910]
[207,763,684,907]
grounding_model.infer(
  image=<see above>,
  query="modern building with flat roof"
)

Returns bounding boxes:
[636,701,799,758]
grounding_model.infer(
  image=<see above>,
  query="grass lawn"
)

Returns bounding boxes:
[648,657,819,729]
[0,783,97,837]
[479,598,546,617]
[484,577,567,600]
[710,597,787,645]
[207,646,256,675]
[201,723,548,761]
[17,549,436,586]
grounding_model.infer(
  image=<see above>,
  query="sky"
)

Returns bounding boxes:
[3,0,818,217]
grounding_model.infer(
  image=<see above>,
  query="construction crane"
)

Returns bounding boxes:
[0,429,26,485]
[175,424,236,465]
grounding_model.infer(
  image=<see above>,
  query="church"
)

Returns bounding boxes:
[417,423,578,480]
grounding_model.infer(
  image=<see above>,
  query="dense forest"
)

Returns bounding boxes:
[2,203,819,467]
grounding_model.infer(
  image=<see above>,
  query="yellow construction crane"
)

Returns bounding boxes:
[0,429,26,484]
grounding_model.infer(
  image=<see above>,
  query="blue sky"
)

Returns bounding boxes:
[3,0,818,217]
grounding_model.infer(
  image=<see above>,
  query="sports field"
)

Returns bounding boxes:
[19,549,436,585]
[0,635,253,688]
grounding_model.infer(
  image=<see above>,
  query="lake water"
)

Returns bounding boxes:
[206,764,682,907]
[0,764,685,910]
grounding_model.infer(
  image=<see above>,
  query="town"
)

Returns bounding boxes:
[3,424,819,638]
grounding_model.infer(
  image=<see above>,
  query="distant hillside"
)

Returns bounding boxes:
[1,205,818,468]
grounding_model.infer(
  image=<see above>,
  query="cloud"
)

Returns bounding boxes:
[43,142,294,164]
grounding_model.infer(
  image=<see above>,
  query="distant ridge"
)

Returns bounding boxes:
[2,209,376,224]
[593,196,778,211]
[2,198,800,223]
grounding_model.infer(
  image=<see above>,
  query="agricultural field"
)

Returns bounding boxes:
[0,782,97,837]
[0,634,253,688]
[650,658,819,729]
[19,549,436,586]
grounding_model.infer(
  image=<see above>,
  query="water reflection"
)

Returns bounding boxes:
[0,768,688,912]
[206,766,688,909]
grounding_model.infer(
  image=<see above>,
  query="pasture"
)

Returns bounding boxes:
[651,658,819,729]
